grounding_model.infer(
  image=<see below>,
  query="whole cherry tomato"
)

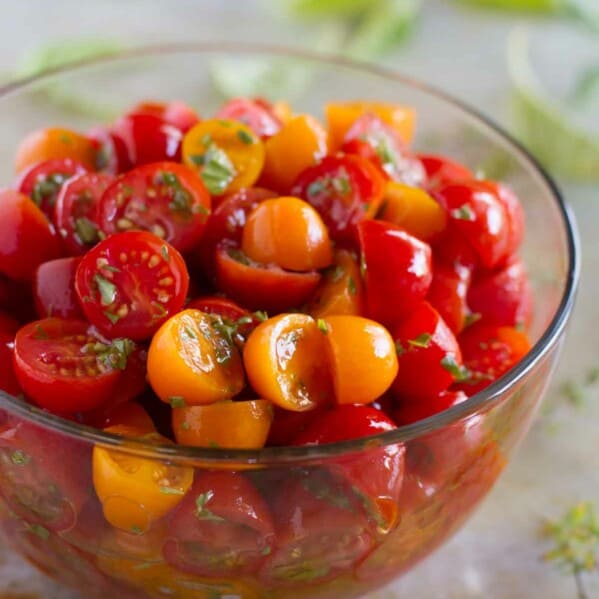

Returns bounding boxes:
[33,256,83,319]
[127,100,200,133]
[417,153,472,190]
[216,97,282,138]
[393,389,468,425]
[266,406,326,447]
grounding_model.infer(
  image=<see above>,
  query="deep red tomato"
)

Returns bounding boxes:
[488,181,525,256]
[0,190,63,281]
[215,97,282,138]
[417,154,472,190]
[75,231,189,341]
[393,389,468,425]
[426,261,472,335]
[292,154,386,246]
[0,276,35,324]
[88,126,132,174]
[163,471,274,578]
[358,219,433,327]
[15,158,89,221]
[54,172,113,255]
[266,406,325,446]
[215,244,321,313]
[432,226,479,270]
[97,162,211,254]
[0,311,19,335]
[0,335,20,395]
[391,302,464,399]
[127,100,200,133]
[33,257,84,320]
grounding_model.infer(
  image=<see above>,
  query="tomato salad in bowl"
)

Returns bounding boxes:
[0,53,577,599]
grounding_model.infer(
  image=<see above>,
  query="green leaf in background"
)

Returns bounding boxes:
[456,0,566,12]
[287,0,374,19]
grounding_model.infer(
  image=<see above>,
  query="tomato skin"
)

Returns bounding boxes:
[215,97,282,138]
[80,400,155,432]
[292,155,386,246]
[358,219,433,327]
[127,100,200,133]
[266,406,326,446]
[75,232,189,341]
[97,162,211,254]
[33,256,84,320]
[417,154,472,190]
[88,126,132,174]
[393,389,468,425]
[15,158,89,221]
[0,189,63,281]
[0,336,20,395]
[0,311,19,335]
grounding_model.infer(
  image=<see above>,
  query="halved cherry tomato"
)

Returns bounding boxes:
[417,154,472,190]
[88,126,132,174]
[391,302,463,399]
[243,313,333,412]
[0,189,63,281]
[306,249,365,318]
[75,232,189,341]
[33,257,83,319]
[172,399,273,449]
[393,389,468,425]
[358,219,433,326]
[260,115,328,193]
[216,97,282,138]
[147,309,245,406]
[15,157,89,221]
[215,244,321,313]
[242,196,333,272]
[182,119,265,196]
[127,100,200,133]
[54,172,113,255]
[163,471,274,577]
[97,162,211,254]
[0,336,20,395]
[93,425,193,533]
[292,155,386,246]
[14,127,97,173]
[322,315,398,405]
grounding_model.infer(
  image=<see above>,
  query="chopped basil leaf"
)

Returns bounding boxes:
[253,310,268,322]
[451,204,475,220]
[195,491,226,522]
[104,311,121,324]
[28,524,50,540]
[227,248,251,265]
[408,332,432,349]
[316,319,329,334]
[159,486,185,496]
[326,264,345,282]
[169,396,187,408]
[94,274,117,307]
[464,312,482,327]
[194,144,236,195]
[82,338,135,371]
[31,172,69,208]
[33,324,49,340]
[306,180,325,198]
[395,340,405,356]
[347,276,357,295]
[181,421,190,431]
[440,354,470,382]
[161,245,170,262]
[236,129,254,144]
[11,450,31,466]
[74,217,99,245]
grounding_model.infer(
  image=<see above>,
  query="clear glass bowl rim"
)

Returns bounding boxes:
[0,42,580,465]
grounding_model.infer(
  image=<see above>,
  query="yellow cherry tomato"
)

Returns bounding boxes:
[243,314,333,412]
[147,309,245,406]
[182,119,265,195]
[322,315,398,405]
[241,196,333,272]
[92,426,194,533]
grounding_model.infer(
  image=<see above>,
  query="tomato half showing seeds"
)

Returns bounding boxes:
[97,162,211,254]
[147,309,245,406]
[243,313,333,412]
[12,319,139,413]
[15,157,89,221]
[0,190,63,281]
[163,471,275,578]
[54,172,113,255]
[241,196,333,272]
[75,232,189,341]
[358,219,433,327]
[88,126,133,175]
[93,426,194,533]
[172,399,273,449]
[182,119,265,196]
[215,97,283,138]
[33,257,84,320]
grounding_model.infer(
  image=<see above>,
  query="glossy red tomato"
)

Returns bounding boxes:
[432,227,479,271]
[88,126,132,174]
[54,172,113,255]
[75,231,189,341]
[163,471,275,578]
[15,158,89,221]
[127,100,200,133]
[358,219,433,326]
[216,97,282,138]
[0,190,63,281]
[490,181,525,256]
[33,257,83,320]
[266,406,325,446]
[292,155,386,246]
[0,335,20,396]
[417,154,472,190]
[97,162,211,254]
[393,389,468,425]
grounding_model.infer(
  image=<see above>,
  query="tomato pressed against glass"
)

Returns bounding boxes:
[97,162,211,254]
[54,172,113,255]
[417,154,472,190]
[216,97,282,138]
[266,406,326,447]
[33,257,84,319]
[127,100,200,133]
[75,232,189,341]
[393,389,468,425]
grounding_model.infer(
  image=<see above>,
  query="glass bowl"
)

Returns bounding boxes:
[0,44,579,599]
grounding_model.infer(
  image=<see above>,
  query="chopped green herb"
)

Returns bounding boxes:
[74,217,99,245]
[161,245,170,262]
[195,491,226,522]
[440,354,470,382]
[200,133,213,146]
[395,340,405,355]
[326,264,345,282]
[160,486,185,496]
[261,546,272,556]
[157,170,195,216]
[169,396,187,408]
[184,326,197,340]
[236,129,254,144]
[236,315,253,326]
[451,204,474,220]
[94,274,117,307]
[11,450,31,466]
[408,332,432,349]
[316,319,329,334]
[31,173,69,208]
[227,248,251,265]
[253,310,269,322]
[191,144,236,195]
[375,137,396,167]
[104,311,121,324]
[181,421,190,431]
[464,312,482,327]
[332,175,351,195]
[82,338,135,371]
[130,525,142,535]
[33,324,49,340]
[306,180,325,198]
[28,524,50,540]
[208,440,220,448]
[347,276,357,295]
[102,264,121,273]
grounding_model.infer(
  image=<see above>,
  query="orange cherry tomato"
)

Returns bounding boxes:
[241,196,333,272]
[271,100,293,124]
[15,127,97,173]
[379,181,447,242]
[172,399,274,449]
[182,119,265,195]
[322,315,398,405]
[147,309,245,406]
[260,115,328,193]
[325,101,416,152]
[92,426,194,533]
[307,249,365,318]
[243,314,333,412]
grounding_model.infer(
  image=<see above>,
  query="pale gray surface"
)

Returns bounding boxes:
[0,2,597,598]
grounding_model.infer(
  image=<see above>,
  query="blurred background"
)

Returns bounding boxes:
[0,1,597,598]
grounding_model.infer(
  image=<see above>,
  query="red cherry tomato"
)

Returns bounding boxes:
[127,100,200,133]
[0,190,63,281]
[88,127,132,174]
[215,97,282,138]
[0,276,35,323]
[432,226,479,271]
[97,162,211,254]
[393,390,468,425]
[266,406,325,446]
[75,231,189,341]
[163,471,274,577]
[0,311,19,335]
[417,154,472,190]
[0,336,20,395]
[33,257,83,320]
[358,219,433,327]
[54,172,113,255]
[15,158,89,221]
[292,155,386,246]
[487,181,525,257]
